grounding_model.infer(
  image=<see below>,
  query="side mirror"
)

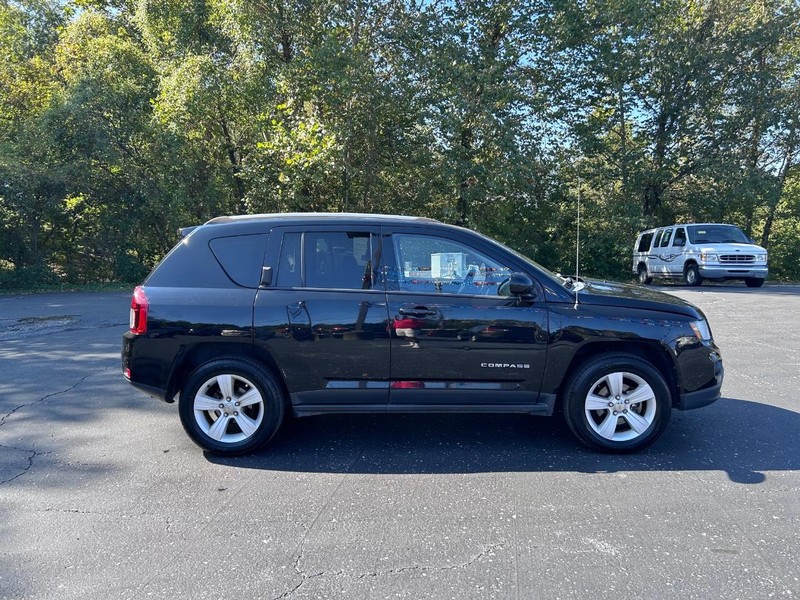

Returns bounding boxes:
[509,273,535,302]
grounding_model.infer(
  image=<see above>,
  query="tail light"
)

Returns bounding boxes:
[130,286,149,334]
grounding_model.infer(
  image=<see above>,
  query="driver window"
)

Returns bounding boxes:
[389,234,512,296]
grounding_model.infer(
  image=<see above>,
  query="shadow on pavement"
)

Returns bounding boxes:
[652,283,800,296]
[206,398,798,485]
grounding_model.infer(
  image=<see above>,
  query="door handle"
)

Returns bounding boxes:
[398,307,437,318]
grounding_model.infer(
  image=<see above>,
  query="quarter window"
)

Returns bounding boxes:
[637,232,654,252]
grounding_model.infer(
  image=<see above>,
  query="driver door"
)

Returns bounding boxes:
[381,227,548,406]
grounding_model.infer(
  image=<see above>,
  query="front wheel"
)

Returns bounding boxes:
[745,278,764,288]
[684,263,702,286]
[562,354,672,453]
[179,359,285,456]
[637,265,653,285]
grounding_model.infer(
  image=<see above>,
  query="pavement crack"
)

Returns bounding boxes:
[271,451,361,600]
[359,543,505,579]
[0,443,51,485]
[0,362,115,428]
[0,363,113,485]
[271,542,504,598]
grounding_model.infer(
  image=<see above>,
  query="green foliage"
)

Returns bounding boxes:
[1,0,799,288]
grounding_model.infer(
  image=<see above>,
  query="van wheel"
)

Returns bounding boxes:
[179,359,285,456]
[562,354,671,453]
[637,265,652,285]
[684,263,702,286]
[745,278,764,288]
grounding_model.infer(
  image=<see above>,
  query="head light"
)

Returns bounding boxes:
[690,319,712,341]
[755,253,768,263]
[700,253,718,262]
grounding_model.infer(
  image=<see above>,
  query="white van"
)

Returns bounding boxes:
[633,223,768,287]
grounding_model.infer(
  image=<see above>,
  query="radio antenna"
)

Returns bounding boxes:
[574,179,581,308]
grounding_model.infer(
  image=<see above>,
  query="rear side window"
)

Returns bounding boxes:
[637,233,654,252]
[276,231,376,290]
[673,228,686,247]
[209,234,269,288]
[653,230,664,247]
[660,229,673,247]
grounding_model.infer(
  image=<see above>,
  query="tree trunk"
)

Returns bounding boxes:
[761,146,795,249]
[220,117,246,210]
[457,127,473,227]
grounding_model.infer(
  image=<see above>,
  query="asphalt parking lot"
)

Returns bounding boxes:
[0,285,798,599]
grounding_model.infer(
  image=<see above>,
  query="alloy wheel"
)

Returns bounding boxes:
[192,374,265,444]
[584,371,657,442]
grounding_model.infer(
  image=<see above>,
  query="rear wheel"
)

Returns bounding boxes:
[637,265,652,285]
[563,354,672,453]
[179,359,285,456]
[684,263,702,286]
[745,278,764,288]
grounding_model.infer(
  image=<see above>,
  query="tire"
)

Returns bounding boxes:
[745,278,764,288]
[178,359,285,456]
[637,265,653,285]
[562,354,672,453]
[683,263,702,286]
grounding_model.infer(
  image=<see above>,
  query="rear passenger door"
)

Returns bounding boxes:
[254,225,391,411]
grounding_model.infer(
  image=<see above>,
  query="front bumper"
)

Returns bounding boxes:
[678,359,723,410]
[698,266,767,279]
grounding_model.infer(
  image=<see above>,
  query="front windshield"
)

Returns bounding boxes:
[687,225,749,244]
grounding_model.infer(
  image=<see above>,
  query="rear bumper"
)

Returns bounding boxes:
[122,332,172,402]
[125,377,168,401]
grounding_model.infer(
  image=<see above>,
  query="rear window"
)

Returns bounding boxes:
[637,232,654,252]
[209,234,269,287]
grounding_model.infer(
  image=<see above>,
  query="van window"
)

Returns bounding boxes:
[673,228,686,247]
[687,225,749,244]
[653,230,664,247]
[660,229,673,247]
[637,232,654,252]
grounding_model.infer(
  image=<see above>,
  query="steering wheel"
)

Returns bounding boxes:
[456,270,476,295]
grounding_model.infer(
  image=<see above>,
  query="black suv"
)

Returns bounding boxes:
[122,213,723,455]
